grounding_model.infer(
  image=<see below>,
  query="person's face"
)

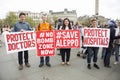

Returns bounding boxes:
[75,22,79,25]
[92,20,97,26]
[19,15,26,22]
[4,25,8,28]
[64,20,69,26]
[42,16,47,22]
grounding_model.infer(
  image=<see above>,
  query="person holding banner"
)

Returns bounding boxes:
[37,13,52,67]
[60,18,72,65]
[87,19,100,69]
[12,12,32,70]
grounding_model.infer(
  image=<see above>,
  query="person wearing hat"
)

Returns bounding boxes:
[104,20,116,68]
[36,13,52,67]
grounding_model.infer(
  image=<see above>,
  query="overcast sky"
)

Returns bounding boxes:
[0,0,120,19]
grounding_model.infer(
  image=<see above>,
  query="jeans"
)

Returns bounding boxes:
[101,48,106,59]
[87,47,99,64]
[18,50,28,65]
[114,44,120,62]
[40,56,50,64]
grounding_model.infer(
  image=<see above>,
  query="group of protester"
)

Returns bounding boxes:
[1,12,120,70]
[73,19,120,69]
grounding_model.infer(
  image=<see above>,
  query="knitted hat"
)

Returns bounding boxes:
[108,20,117,28]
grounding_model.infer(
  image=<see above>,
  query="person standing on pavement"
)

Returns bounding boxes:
[13,12,32,70]
[104,20,116,68]
[73,22,87,58]
[87,19,100,69]
[36,13,52,67]
[1,24,11,46]
[114,22,120,64]
[60,18,72,65]
[101,24,108,59]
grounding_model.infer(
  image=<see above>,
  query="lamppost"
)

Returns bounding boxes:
[95,0,99,16]
[95,0,99,25]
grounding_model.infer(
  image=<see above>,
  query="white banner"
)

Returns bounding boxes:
[83,28,110,48]
[4,31,36,54]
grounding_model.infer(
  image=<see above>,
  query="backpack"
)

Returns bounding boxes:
[36,23,52,31]
[37,23,40,31]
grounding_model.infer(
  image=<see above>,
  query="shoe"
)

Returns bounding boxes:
[19,65,23,70]
[61,62,65,65]
[66,62,70,65]
[77,51,80,57]
[104,65,111,68]
[94,64,100,69]
[87,64,91,69]
[46,63,51,67]
[39,63,44,67]
[25,63,31,68]
[114,62,118,65]
[82,54,87,59]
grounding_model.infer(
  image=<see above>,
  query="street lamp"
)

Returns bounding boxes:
[95,0,99,16]
[95,0,99,25]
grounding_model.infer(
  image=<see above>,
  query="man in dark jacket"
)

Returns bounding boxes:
[104,20,116,68]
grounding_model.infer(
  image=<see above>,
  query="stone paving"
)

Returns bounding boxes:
[0,43,120,80]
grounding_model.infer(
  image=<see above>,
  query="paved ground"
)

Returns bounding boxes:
[0,35,120,80]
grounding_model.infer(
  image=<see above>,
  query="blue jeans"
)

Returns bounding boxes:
[40,56,50,64]
[87,47,99,64]
[114,44,120,62]
[101,48,106,59]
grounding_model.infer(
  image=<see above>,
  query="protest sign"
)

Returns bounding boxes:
[55,30,80,48]
[36,31,55,56]
[5,31,36,54]
[83,28,110,47]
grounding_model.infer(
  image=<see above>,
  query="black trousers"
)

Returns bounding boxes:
[18,50,28,65]
[104,47,112,66]
[60,48,71,62]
